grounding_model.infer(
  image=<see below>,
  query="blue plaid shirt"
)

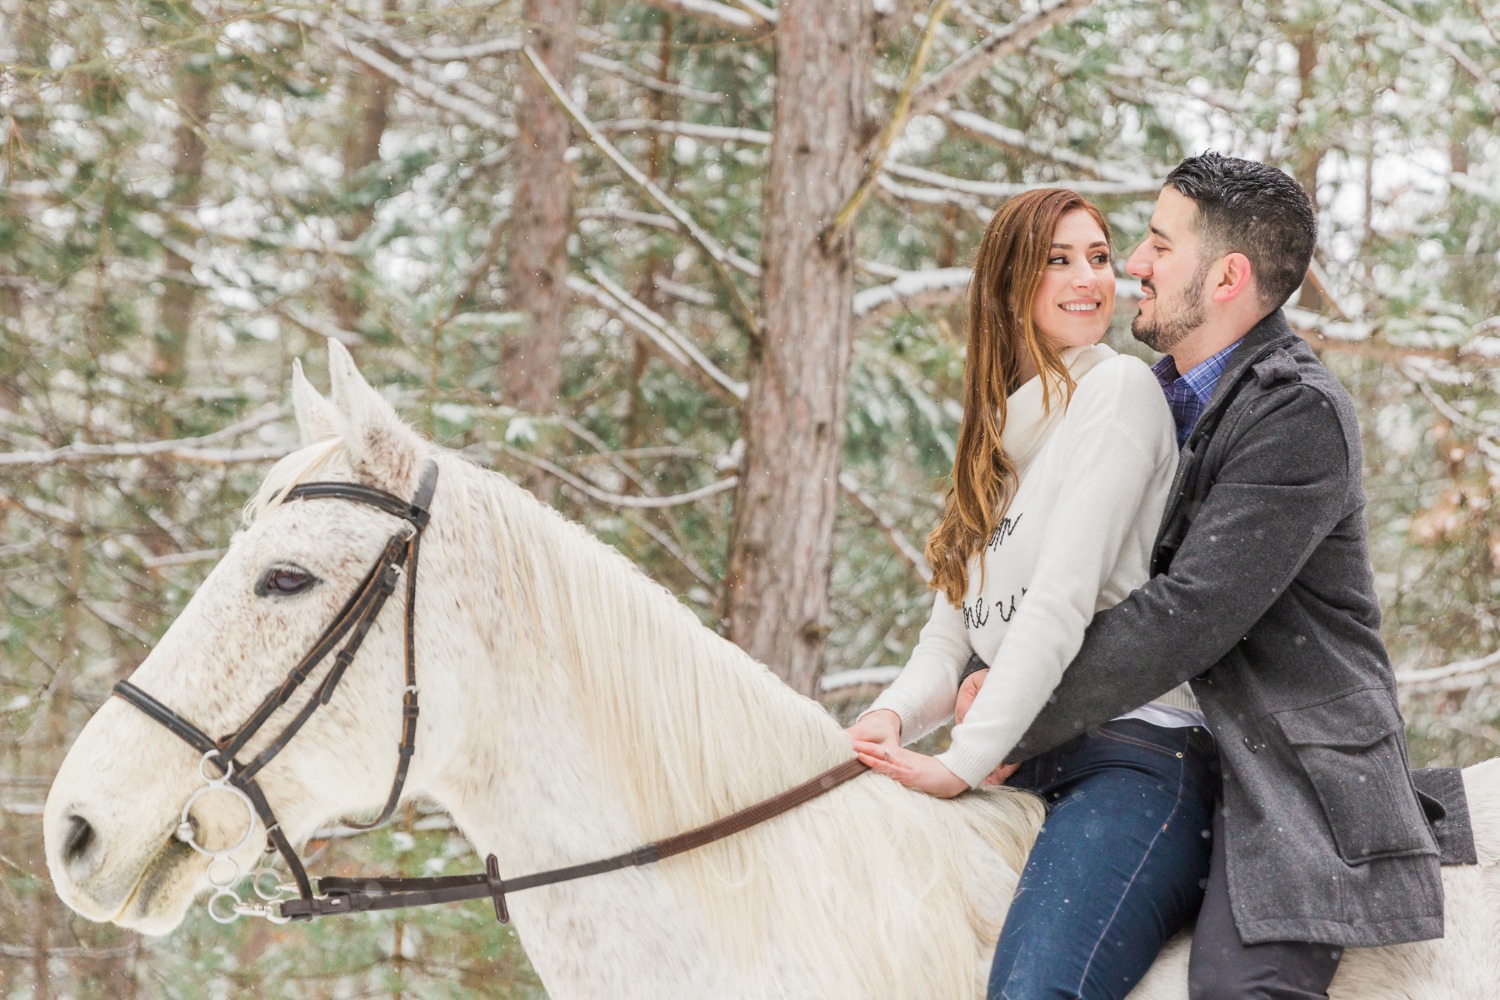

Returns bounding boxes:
[1152,341,1242,446]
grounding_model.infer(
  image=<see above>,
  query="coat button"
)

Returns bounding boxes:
[1243,736,1258,753]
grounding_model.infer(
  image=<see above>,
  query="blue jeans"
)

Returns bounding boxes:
[988,719,1217,1000]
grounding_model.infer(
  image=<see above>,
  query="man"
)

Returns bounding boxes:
[992,151,1470,997]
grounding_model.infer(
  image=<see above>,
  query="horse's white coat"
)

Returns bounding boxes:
[44,344,1500,998]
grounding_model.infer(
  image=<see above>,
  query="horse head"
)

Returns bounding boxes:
[44,342,454,934]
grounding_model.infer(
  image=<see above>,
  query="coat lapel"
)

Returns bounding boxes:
[1152,309,1301,549]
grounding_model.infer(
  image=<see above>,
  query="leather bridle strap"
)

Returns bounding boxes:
[279,757,870,922]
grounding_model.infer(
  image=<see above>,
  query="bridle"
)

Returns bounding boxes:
[111,458,868,925]
[113,460,440,922]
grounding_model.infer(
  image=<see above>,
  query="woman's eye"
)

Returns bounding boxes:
[258,567,315,596]
[1048,255,1067,266]
[1092,253,1112,266]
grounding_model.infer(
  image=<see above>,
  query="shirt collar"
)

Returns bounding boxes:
[1151,339,1243,405]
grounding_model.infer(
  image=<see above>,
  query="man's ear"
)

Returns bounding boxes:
[1212,252,1255,303]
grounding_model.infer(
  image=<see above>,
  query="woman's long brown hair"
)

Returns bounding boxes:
[926,189,1112,606]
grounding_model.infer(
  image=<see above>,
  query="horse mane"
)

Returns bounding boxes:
[242,438,1045,994]
[443,451,1045,994]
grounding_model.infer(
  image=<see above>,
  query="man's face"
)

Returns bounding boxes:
[1126,187,1213,356]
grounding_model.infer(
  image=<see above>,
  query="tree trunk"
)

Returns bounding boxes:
[503,0,578,419]
[154,58,213,404]
[723,0,873,696]
[1291,26,1325,314]
[330,0,398,333]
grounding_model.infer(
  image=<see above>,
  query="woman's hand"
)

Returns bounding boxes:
[952,667,1021,786]
[845,708,902,754]
[852,742,969,799]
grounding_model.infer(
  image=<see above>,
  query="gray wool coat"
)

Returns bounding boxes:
[1006,309,1474,949]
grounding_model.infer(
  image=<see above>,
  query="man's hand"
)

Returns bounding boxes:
[954,668,989,725]
[851,742,969,799]
[953,667,1021,787]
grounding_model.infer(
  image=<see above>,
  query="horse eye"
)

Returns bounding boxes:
[257,566,316,597]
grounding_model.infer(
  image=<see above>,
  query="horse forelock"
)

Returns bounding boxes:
[242,439,347,526]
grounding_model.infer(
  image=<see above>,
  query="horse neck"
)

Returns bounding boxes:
[419,459,849,865]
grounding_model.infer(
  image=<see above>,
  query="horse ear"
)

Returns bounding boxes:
[324,339,425,487]
[291,359,341,446]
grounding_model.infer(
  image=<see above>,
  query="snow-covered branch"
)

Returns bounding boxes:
[634,0,773,32]
[1364,0,1500,104]
[885,160,1160,198]
[596,118,770,145]
[854,266,972,325]
[0,408,287,468]
[942,109,1143,184]
[1396,646,1500,693]
[521,46,763,342]
[908,0,1099,122]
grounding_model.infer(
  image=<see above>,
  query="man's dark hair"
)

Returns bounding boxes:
[1164,151,1317,312]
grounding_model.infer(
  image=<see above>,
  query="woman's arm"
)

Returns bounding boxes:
[939,375,1174,786]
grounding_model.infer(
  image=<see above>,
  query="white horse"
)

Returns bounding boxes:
[44,343,1500,998]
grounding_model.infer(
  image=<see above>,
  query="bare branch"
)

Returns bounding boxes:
[830,0,952,240]
[909,0,1099,122]
[567,274,747,402]
[321,23,514,135]
[576,207,762,277]
[497,443,740,509]
[521,45,763,343]
[840,471,932,583]
[579,53,728,105]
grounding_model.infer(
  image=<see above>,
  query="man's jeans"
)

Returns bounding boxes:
[988,719,1217,1000]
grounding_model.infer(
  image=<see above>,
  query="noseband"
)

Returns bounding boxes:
[112,456,869,926]
[113,460,440,921]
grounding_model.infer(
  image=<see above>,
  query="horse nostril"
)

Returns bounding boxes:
[64,814,95,864]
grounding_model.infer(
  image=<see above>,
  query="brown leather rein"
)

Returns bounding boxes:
[110,459,870,924]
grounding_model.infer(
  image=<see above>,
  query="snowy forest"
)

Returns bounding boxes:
[4,0,1499,995]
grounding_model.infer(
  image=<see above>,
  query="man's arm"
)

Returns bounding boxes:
[1007,383,1351,761]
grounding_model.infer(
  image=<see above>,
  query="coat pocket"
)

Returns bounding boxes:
[1272,689,1435,865]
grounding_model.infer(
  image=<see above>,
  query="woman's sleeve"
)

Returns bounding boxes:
[938,370,1174,786]
[861,590,972,744]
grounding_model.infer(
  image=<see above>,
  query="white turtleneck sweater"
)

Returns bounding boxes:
[867,343,1200,788]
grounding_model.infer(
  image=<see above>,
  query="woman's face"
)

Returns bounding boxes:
[1030,209,1116,350]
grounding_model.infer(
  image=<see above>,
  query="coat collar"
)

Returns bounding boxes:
[1192,308,1301,434]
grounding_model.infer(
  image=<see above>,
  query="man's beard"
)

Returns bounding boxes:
[1132,261,1210,354]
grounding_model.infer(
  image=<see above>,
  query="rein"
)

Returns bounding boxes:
[111,459,869,925]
